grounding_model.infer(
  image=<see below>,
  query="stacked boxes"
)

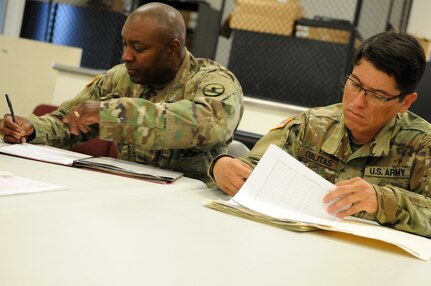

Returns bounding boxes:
[230,0,303,36]
[230,0,356,46]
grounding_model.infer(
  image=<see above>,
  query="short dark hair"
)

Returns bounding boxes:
[353,31,426,94]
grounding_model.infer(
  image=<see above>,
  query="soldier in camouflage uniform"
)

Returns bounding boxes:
[210,31,431,237]
[1,3,244,184]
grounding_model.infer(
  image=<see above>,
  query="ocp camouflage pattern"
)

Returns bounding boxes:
[28,51,244,185]
[240,104,431,237]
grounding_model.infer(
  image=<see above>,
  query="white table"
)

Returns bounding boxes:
[0,154,430,286]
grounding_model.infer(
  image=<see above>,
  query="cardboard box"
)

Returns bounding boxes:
[111,0,125,13]
[179,10,192,28]
[418,37,431,61]
[299,26,350,44]
[295,25,362,48]
[230,0,303,36]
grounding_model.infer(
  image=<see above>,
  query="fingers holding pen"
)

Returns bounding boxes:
[1,114,34,143]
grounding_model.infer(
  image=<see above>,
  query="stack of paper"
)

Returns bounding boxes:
[73,157,183,183]
[207,144,431,261]
[0,143,182,184]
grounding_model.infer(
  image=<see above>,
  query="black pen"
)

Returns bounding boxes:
[5,94,24,143]
[5,94,17,123]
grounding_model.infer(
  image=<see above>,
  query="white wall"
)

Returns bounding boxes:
[0,0,7,33]
[0,36,82,117]
[407,0,431,38]
[1,0,25,37]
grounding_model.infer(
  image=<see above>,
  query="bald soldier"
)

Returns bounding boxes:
[210,31,431,237]
[1,2,243,184]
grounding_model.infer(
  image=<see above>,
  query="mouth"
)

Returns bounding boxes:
[125,66,137,74]
[346,108,366,120]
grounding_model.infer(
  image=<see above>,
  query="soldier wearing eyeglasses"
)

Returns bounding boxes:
[210,31,431,237]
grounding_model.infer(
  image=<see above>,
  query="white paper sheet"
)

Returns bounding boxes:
[229,144,431,260]
[0,171,66,196]
[0,143,90,165]
[321,219,431,261]
[233,144,339,226]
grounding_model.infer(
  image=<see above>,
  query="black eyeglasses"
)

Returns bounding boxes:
[343,74,407,105]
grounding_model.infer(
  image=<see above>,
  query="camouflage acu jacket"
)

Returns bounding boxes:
[28,51,244,184]
[241,104,431,237]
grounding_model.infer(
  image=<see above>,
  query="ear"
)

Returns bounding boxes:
[399,92,417,113]
[168,39,181,59]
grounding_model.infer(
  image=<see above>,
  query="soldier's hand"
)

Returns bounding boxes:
[213,156,252,196]
[63,101,100,135]
[323,177,378,218]
[0,114,34,143]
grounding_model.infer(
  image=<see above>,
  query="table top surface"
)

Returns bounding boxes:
[0,153,430,286]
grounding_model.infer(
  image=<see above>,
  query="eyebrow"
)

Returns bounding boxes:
[350,73,393,97]
[121,38,142,44]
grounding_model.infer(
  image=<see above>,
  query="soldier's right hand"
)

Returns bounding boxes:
[213,156,252,197]
[0,114,35,143]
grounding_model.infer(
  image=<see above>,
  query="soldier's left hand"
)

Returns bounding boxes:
[323,177,378,218]
[63,100,100,135]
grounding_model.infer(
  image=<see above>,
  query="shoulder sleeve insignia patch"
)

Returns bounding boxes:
[270,118,293,131]
[203,83,225,96]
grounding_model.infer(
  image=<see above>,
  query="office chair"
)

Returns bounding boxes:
[32,104,118,158]
[410,62,431,122]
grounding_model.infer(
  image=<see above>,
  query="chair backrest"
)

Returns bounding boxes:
[32,104,58,116]
[32,104,117,158]
[410,62,431,122]
[228,140,251,157]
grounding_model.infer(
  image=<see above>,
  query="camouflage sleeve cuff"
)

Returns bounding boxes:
[27,114,48,144]
[374,185,399,224]
[208,154,234,182]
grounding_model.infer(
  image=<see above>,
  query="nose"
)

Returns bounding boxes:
[122,46,134,62]
[352,88,368,106]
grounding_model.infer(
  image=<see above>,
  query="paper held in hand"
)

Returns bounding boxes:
[207,144,431,261]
